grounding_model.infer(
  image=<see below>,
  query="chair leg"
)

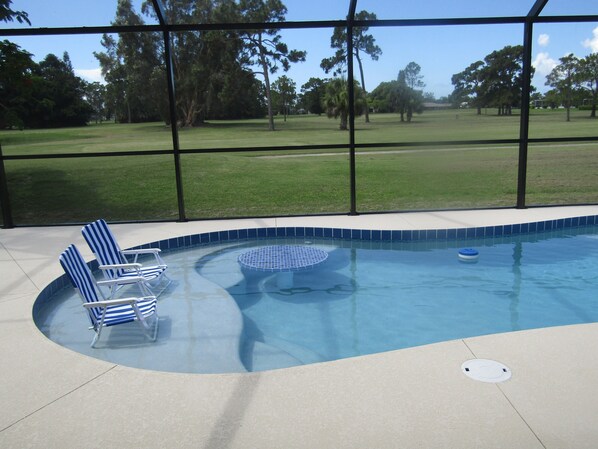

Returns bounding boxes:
[150,314,159,341]
[132,303,159,342]
[91,309,108,348]
[155,274,172,297]
[136,314,159,341]
[139,281,155,297]
[90,328,102,348]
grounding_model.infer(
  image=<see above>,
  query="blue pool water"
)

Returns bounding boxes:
[35,225,598,373]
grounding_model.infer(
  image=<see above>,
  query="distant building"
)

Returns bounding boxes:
[423,102,453,110]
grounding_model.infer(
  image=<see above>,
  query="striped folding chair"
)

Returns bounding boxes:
[59,244,159,348]
[82,219,170,298]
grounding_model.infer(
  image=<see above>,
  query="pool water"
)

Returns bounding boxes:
[36,226,598,373]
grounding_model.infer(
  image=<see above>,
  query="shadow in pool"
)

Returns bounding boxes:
[265,271,357,303]
[322,248,351,271]
[229,270,357,307]
[239,315,263,372]
[227,270,268,309]
[94,316,172,349]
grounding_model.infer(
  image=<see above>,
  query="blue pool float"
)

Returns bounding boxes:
[458,248,479,261]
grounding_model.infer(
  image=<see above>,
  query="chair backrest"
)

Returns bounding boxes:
[82,219,128,278]
[59,244,103,324]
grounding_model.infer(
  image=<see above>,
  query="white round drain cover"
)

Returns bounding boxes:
[461,359,511,383]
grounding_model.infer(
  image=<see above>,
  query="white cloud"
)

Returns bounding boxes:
[582,26,598,52]
[538,34,550,47]
[75,68,104,83]
[532,52,557,77]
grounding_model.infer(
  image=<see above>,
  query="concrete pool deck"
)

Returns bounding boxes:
[2,206,598,448]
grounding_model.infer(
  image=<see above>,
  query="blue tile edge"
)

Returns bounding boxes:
[133,214,598,251]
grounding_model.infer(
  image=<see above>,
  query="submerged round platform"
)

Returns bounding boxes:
[238,245,329,272]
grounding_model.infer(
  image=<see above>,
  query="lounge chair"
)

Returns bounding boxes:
[82,219,170,298]
[59,244,159,348]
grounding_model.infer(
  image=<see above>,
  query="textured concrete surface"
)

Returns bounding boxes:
[2,206,598,448]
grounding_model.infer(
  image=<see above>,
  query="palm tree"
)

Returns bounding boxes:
[323,78,365,130]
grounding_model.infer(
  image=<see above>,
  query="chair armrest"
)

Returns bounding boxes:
[83,296,156,308]
[99,263,142,271]
[122,248,161,255]
[97,276,147,287]
[122,249,167,267]
[83,297,137,308]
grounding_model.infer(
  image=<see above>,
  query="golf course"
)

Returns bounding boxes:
[1,108,597,225]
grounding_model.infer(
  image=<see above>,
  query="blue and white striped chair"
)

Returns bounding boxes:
[82,219,170,298]
[59,244,159,348]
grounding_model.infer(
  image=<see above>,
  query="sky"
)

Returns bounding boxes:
[2,0,598,98]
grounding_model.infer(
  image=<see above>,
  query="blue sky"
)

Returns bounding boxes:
[3,0,598,97]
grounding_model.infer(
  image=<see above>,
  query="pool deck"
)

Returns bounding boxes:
[2,206,598,448]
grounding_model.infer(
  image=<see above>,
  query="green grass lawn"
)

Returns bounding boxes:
[1,108,597,225]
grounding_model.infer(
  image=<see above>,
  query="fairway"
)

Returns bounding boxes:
[1,108,597,225]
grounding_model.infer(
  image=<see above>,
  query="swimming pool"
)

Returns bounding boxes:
[34,220,598,374]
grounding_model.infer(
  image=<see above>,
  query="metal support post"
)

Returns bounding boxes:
[0,144,14,228]
[347,0,358,215]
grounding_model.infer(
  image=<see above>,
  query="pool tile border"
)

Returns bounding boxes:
[33,214,598,316]
[139,214,598,251]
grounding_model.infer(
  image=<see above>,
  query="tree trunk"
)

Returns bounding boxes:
[259,34,275,131]
[566,92,571,122]
[340,112,348,130]
[126,99,131,123]
[355,53,370,123]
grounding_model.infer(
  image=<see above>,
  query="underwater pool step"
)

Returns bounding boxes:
[262,336,327,365]
[249,341,304,371]
[248,337,327,372]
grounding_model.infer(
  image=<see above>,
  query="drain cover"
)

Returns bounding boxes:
[461,359,511,383]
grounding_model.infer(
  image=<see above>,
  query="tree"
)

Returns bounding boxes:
[546,54,579,122]
[451,46,531,116]
[299,77,326,115]
[271,75,296,121]
[543,89,560,109]
[0,40,35,129]
[0,3,32,128]
[98,0,294,127]
[96,0,163,124]
[451,61,484,112]
[320,10,381,123]
[368,81,399,113]
[238,0,306,131]
[0,0,30,25]
[578,53,598,118]
[403,62,425,91]
[31,52,92,127]
[0,42,94,129]
[400,62,425,121]
[209,67,267,120]
[368,66,425,123]
[85,81,107,123]
[481,45,529,115]
[323,78,365,130]
[396,67,424,122]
